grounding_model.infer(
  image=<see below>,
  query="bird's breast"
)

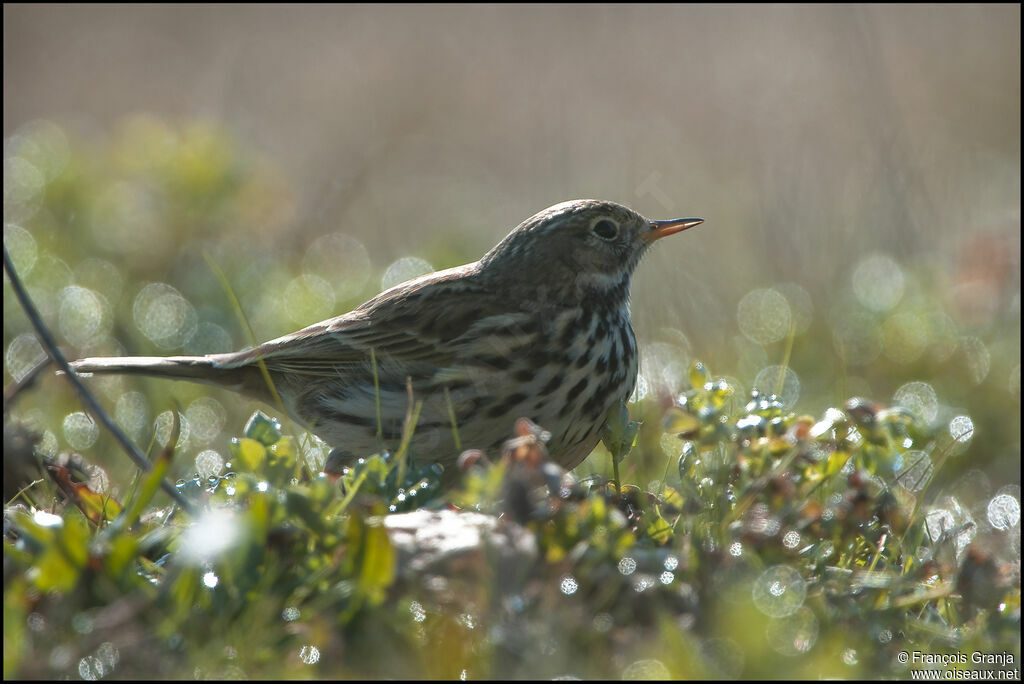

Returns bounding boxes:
[294,305,638,472]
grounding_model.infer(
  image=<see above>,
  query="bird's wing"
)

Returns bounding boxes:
[218,265,535,378]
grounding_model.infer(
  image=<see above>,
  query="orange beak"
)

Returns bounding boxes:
[644,217,704,242]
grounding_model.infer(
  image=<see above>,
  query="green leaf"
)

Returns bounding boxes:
[602,401,640,463]
[663,407,701,436]
[688,360,711,389]
[826,450,851,477]
[358,514,396,605]
[231,437,268,473]
[646,514,673,544]
[244,411,283,446]
[25,513,89,592]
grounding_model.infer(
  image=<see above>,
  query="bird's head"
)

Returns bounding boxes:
[479,199,702,307]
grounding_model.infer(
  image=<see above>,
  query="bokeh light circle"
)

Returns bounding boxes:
[5,334,46,382]
[892,381,938,424]
[133,283,198,350]
[63,411,99,451]
[284,274,335,327]
[381,256,434,291]
[895,451,933,492]
[949,415,974,444]
[766,606,819,656]
[752,365,800,408]
[195,450,225,479]
[987,494,1020,530]
[852,253,904,311]
[737,288,792,344]
[185,397,227,444]
[302,233,371,301]
[115,391,150,440]
[58,286,108,348]
[752,565,806,618]
[4,223,38,276]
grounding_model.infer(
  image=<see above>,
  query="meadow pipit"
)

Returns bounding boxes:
[71,200,703,474]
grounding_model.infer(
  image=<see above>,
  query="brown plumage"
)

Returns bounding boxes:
[71,200,702,475]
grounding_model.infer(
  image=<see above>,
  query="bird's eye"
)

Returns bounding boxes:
[592,219,619,241]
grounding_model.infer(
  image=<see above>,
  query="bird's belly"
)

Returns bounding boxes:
[294,312,639,473]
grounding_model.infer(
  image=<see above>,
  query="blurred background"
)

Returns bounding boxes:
[4,5,1019,494]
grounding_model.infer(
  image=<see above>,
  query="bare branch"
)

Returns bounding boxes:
[3,244,195,515]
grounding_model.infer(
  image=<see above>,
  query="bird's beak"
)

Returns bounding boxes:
[644,217,704,242]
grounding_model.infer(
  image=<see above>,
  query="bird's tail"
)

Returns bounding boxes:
[69,354,266,397]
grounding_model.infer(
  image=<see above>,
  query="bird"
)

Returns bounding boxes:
[70,200,703,477]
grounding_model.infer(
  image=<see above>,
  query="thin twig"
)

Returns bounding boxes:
[201,251,286,414]
[3,244,195,514]
[7,478,44,508]
[371,348,383,446]
[395,376,423,489]
[443,386,461,453]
